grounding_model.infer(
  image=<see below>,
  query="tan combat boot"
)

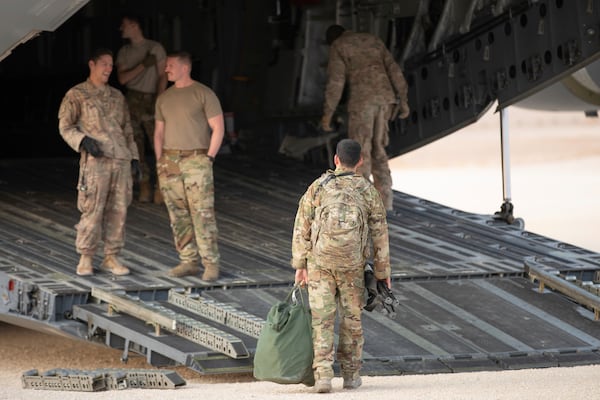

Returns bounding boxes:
[314,378,332,393]
[139,181,152,203]
[201,262,220,282]
[76,255,94,276]
[101,255,130,276]
[342,371,362,390]
[313,370,332,393]
[167,261,200,278]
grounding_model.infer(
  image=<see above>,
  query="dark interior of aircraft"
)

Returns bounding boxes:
[2,0,600,161]
[1,0,322,160]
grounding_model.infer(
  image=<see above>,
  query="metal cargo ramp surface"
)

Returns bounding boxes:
[1,156,599,375]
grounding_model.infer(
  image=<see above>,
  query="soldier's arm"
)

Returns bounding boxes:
[291,185,317,270]
[152,43,168,94]
[117,62,145,86]
[122,100,139,160]
[154,119,165,161]
[381,44,408,104]
[57,91,86,152]
[322,45,346,124]
[156,57,167,94]
[295,268,308,285]
[207,113,225,160]
[115,47,145,86]
[368,189,391,280]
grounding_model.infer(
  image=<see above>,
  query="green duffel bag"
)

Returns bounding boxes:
[253,285,315,386]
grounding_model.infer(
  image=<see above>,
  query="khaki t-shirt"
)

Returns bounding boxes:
[155,81,222,150]
[116,39,166,94]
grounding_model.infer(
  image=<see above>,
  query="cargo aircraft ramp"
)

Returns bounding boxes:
[1,156,600,376]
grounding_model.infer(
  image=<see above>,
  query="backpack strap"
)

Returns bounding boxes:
[318,171,355,188]
[313,171,355,204]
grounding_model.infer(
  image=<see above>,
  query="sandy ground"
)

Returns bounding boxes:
[2,106,600,399]
[1,319,600,399]
[390,105,600,252]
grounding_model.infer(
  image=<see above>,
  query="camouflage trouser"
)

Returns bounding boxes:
[75,157,132,256]
[348,103,393,209]
[307,260,365,380]
[157,151,220,267]
[126,90,157,184]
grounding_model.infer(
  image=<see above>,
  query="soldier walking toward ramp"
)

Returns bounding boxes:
[154,51,224,281]
[58,48,140,276]
[320,25,410,211]
[292,139,391,393]
[116,13,167,204]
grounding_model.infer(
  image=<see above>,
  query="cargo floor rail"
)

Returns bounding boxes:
[525,258,600,321]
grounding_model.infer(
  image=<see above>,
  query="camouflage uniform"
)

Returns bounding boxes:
[157,151,219,267]
[116,39,166,189]
[58,79,138,256]
[291,166,390,380]
[323,31,409,209]
[155,81,222,272]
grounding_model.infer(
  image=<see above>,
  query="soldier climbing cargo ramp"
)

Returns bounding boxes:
[1,157,600,376]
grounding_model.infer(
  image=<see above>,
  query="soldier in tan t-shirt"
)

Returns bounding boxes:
[154,51,225,282]
[116,13,167,204]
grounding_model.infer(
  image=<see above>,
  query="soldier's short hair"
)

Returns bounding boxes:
[167,51,193,67]
[121,12,143,28]
[336,139,361,167]
[89,48,113,62]
[326,25,345,45]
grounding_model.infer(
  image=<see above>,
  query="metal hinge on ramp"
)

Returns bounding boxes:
[91,287,249,358]
[168,288,264,338]
[72,287,266,374]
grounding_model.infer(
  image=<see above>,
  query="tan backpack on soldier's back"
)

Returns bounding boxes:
[310,171,369,267]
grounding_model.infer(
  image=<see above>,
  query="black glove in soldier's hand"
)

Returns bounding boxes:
[363,262,399,319]
[131,159,142,183]
[80,136,103,157]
